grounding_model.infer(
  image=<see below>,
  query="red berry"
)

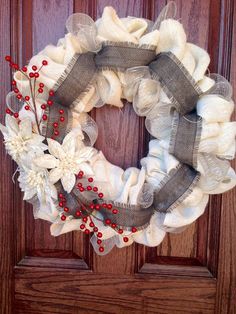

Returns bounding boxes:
[79,187,85,192]
[98,193,104,199]
[39,83,44,88]
[22,66,27,72]
[32,65,37,71]
[95,204,100,210]
[118,229,123,234]
[59,109,64,114]
[47,100,53,106]
[25,96,30,101]
[82,217,88,223]
[89,204,95,210]
[12,80,16,85]
[64,207,69,212]
[41,104,46,110]
[17,94,22,99]
[13,88,19,93]
[59,201,63,207]
[99,246,104,253]
[42,114,47,121]
[97,232,103,238]
[107,204,112,210]
[54,130,59,136]
[34,72,39,78]
[5,55,11,62]
[111,223,117,229]
[123,237,129,242]
[38,88,43,93]
[88,177,93,182]
[105,219,111,225]
[53,122,58,128]
[132,227,137,233]
[49,90,54,96]
[85,229,90,234]
[112,209,118,214]
[80,224,85,230]
[42,60,48,66]
[59,193,64,198]
[77,182,82,188]
[102,203,107,208]
[93,187,98,192]
[29,72,34,78]
[89,222,95,228]
[12,64,19,70]
[6,108,11,114]
[87,185,92,191]
[76,210,81,217]
[78,171,84,177]
[97,239,102,245]
[93,227,98,232]
[60,116,65,122]
[24,105,30,110]
[61,215,66,221]
[13,112,19,118]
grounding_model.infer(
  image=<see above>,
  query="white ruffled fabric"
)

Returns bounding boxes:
[6,6,236,254]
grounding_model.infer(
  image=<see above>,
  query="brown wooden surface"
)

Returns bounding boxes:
[0,0,235,313]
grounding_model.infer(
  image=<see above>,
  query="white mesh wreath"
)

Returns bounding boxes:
[1,3,236,255]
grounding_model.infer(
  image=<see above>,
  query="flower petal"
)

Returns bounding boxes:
[6,115,19,136]
[19,118,32,139]
[79,163,94,176]
[0,123,8,137]
[23,188,36,200]
[63,127,83,146]
[62,137,76,155]
[49,167,63,184]
[78,146,95,159]
[61,173,76,193]
[34,154,58,169]
[50,184,58,199]
[47,138,65,159]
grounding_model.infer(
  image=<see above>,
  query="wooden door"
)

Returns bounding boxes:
[0,0,235,313]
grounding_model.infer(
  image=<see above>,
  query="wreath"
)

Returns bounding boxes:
[1,3,236,255]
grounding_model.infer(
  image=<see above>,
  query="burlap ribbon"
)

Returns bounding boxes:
[56,179,154,231]
[42,43,203,223]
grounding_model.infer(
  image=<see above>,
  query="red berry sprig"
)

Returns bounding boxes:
[4,55,57,136]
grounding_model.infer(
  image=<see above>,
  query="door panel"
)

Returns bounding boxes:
[0,0,235,313]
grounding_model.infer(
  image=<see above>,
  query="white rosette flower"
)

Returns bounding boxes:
[18,158,57,203]
[34,128,96,193]
[0,115,47,165]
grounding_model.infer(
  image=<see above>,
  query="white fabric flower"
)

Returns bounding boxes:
[34,129,96,193]
[18,158,57,203]
[0,115,47,165]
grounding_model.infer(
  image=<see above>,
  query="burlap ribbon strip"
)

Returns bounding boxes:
[169,111,202,168]
[95,42,156,70]
[56,180,154,231]
[42,44,203,223]
[153,164,199,213]
[149,52,202,115]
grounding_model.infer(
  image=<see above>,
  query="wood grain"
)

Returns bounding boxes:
[0,1,14,313]
[14,267,216,314]
[215,0,236,312]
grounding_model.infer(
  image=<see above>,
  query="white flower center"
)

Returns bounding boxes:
[26,170,45,188]
[5,136,28,158]
[59,155,78,173]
